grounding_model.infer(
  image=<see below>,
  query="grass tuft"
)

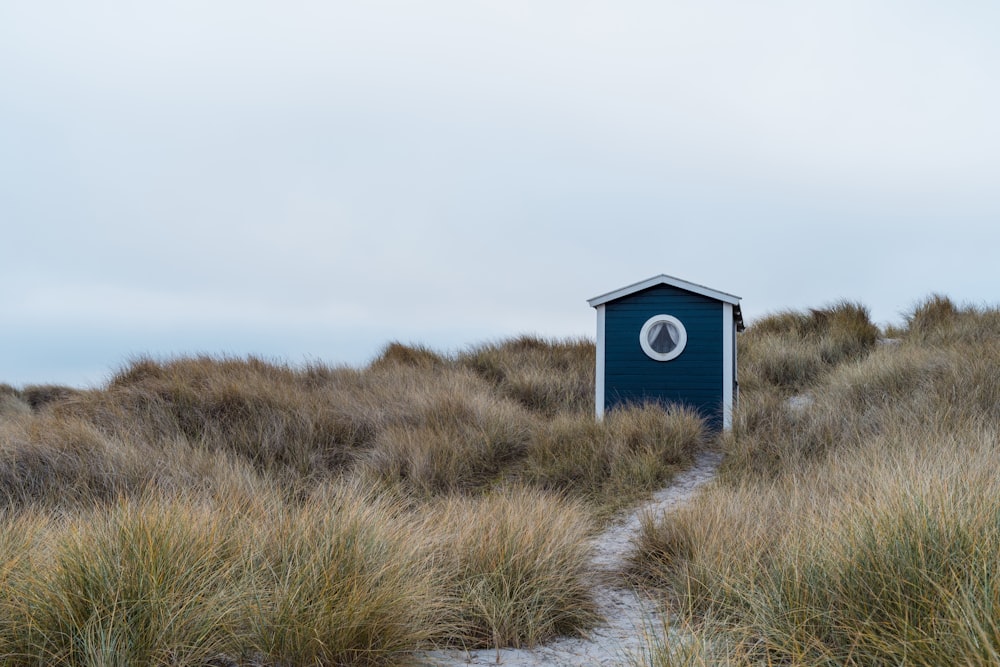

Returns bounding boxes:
[524,404,705,517]
[364,393,532,495]
[427,487,598,648]
[370,341,447,369]
[246,482,442,666]
[458,335,595,416]
[741,301,879,392]
[10,496,246,665]
[903,293,1000,345]
[0,392,31,419]
[906,292,961,338]
[0,412,152,508]
[21,384,81,411]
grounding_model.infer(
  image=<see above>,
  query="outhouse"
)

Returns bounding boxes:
[588,274,744,430]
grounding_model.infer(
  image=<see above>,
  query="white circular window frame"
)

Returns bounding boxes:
[639,314,688,362]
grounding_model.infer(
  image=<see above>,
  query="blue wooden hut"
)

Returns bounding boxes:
[588,274,744,430]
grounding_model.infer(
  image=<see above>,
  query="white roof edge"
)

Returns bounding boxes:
[587,274,741,307]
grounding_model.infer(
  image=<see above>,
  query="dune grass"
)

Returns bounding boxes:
[424,487,599,649]
[10,292,993,666]
[525,403,704,519]
[0,480,600,665]
[15,338,699,513]
[633,294,1000,666]
[242,482,444,666]
[10,497,247,666]
[0,486,442,666]
[0,334,710,664]
[738,300,879,393]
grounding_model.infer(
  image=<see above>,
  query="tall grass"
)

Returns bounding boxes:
[1,334,695,662]
[361,374,534,495]
[18,296,999,665]
[0,390,30,418]
[525,404,704,517]
[739,300,879,393]
[634,295,1000,666]
[425,487,598,648]
[904,293,1000,345]
[11,340,698,514]
[0,483,598,665]
[0,488,441,666]
[244,482,444,666]
[11,497,246,666]
[457,335,595,416]
[0,412,150,508]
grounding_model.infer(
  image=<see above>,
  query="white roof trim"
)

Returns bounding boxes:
[587,274,741,308]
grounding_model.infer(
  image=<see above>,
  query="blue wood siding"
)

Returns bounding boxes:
[604,284,724,428]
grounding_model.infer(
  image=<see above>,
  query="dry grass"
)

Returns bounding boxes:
[424,487,598,648]
[12,341,693,512]
[0,487,442,666]
[20,384,82,410]
[0,412,152,507]
[10,497,247,666]
[360,369,534,495]
[0,334,704,663]
[243,482,445,666]
[13,295,998,665]
[0,392,31,419]
[634,295,1000,666]
[525,404,704,518]
[0,480,597,665]
[739,300,879,393]
[904,293,1000,345]
[457,335,595,416]
[25,292,996,667]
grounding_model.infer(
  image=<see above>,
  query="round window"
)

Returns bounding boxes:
[639,314,687,361]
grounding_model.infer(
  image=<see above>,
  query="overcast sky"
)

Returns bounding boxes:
[3,1,999,387]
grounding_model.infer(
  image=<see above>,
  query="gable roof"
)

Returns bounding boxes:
[588,274,744,331]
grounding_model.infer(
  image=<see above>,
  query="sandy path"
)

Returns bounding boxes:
[413,450,722,667]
